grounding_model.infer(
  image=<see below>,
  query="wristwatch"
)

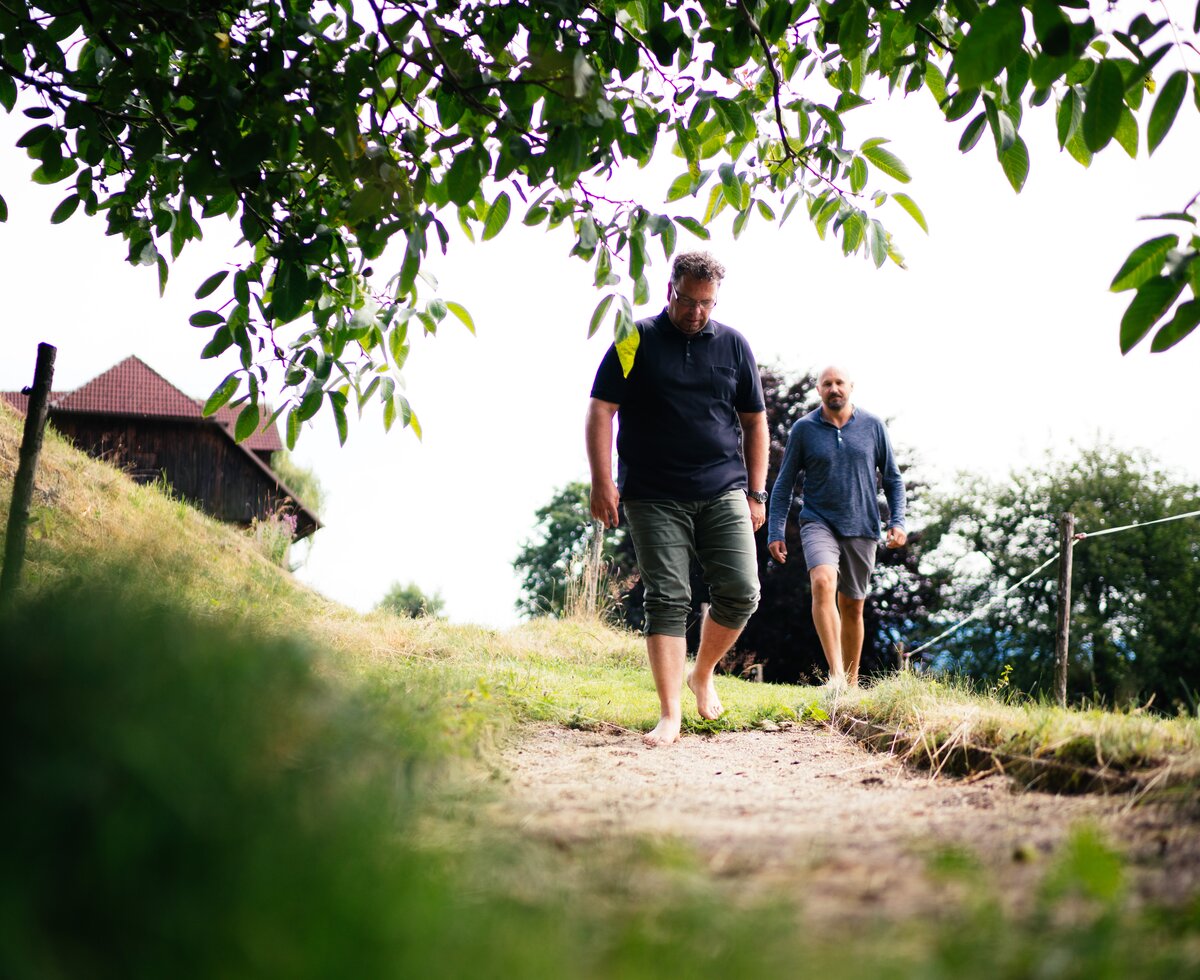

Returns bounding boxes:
[746,490,768,504]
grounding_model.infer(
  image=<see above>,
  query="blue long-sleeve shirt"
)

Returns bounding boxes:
[767,406,906,542]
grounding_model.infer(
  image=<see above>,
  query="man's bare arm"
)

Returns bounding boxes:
[586,398,621,528]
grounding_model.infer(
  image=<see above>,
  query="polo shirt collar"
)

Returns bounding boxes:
[659,308,717,338]
[814,405,858,426]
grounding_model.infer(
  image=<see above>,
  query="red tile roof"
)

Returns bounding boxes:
[1,391,29,414]
[2,355,282,452]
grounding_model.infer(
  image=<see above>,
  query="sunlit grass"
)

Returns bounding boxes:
[5,403,1200,976]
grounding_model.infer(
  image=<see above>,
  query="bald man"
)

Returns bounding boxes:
[766,366,907,686]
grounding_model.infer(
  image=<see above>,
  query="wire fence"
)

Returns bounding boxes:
[904,507,1200,663]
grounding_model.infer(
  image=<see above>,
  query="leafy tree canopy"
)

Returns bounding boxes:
[377,579,445,617]
[920,444,1200,709]
[3,0,1198,445]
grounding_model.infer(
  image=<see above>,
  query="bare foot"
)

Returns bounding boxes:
[687,670,724,720]
[643,716,681,747]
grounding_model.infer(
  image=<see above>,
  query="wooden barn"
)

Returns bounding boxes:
[1,355,320,539]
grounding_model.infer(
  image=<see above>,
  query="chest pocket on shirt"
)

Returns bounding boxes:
[711,366,737,400]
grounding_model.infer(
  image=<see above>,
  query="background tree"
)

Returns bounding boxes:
[920,445,1200,709]
[377,580,445,618]
[512,481,637,620]
[270,449,326,518]
[3,0,1196,446]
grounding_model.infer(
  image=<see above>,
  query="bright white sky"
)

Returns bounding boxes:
[2,49,1198,627]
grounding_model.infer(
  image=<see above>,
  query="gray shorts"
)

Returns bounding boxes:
[800,521,878,600]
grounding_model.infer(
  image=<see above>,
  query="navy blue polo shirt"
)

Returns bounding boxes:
[590,310,765,501]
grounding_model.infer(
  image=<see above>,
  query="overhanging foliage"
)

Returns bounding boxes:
[3,0,1197,445]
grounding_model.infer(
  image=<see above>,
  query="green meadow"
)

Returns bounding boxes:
[3,404,1200,978]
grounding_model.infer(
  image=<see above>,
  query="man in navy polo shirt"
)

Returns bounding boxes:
[766,365,907,687]
[586,251,768,746]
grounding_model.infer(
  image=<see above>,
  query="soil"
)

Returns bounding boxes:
[497,721,1200,924]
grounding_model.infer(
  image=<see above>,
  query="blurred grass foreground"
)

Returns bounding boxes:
[4,402,1200,978]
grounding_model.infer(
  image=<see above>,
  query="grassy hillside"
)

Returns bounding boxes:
[3,403,1200,978]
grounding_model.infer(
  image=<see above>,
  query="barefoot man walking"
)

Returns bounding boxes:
[766,366,907,687]
[586,251,768,746]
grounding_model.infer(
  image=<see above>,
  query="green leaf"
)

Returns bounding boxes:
[1082,59,1124,152]
[203,373,240,416]
[953,1,1026,90]
[615,306,640,377]
[1056,88,1081,147]
[780,193,800,226]
[1065,124,1093,167]
[1147,70,1188,155]
[838,0,870,60]
[925,62,948,104]
[666,171,694,202]
[286,407,301,449]
[272,261,309,323]
[1113,104,1138,158]
[201,326,234,359]
[674,216,710,240]
[1109,235,1178,291]
[732,206,751,239]
[999,136,1029,192]
[892,193,929,233]
[959,112,988,152]
[861,145,912,183]
[869,219,889,268]
[841,211,864,255]
[634,272,650,304]
[297,383,324,423]
[189,311,225,328]
[195,270,229,300]
[983,95,1016,153]
[1119,276,1185,352]
[445,301,476,334]
[50,194,79,224]
[1150,299,1200,352]
[234,402,260,442]
[331,390,349,446]
[718,162,744,210]
[588,294,615,338]
[0,193,7,222]
[578,214,599,252]
[849,156,867,192]
[482,192,511,241]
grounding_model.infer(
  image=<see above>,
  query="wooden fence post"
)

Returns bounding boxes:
[2,343,57,604]
[583,519,604,616]
[1053,511,1075,709]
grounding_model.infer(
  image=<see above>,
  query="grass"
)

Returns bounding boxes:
[4,403,1200,977]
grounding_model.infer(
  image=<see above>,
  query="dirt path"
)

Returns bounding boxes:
[498,722,1200,922]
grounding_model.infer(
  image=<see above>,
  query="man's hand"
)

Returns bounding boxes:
[590,479,621,528]
[768,540,787,564]
[886,526,907,549]
[748,497,765,532]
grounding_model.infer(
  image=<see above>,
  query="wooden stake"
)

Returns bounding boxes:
[583,519,604,616]
[1053,511,1075,708]
[1,343,57,603]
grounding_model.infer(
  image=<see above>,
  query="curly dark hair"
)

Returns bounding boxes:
[670,250,725,286]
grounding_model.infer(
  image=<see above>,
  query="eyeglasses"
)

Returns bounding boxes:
[670,287,716,311]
